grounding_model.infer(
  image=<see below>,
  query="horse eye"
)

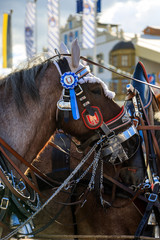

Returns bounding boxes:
[91,87,101,95]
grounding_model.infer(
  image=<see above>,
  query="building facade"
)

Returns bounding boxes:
[60,15,160,100]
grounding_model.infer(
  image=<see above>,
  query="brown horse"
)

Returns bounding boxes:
[0,39,130,239]
[27,53,160,240]
[29,61,160,239]
[31,134,144,239]
[1,39,159,240]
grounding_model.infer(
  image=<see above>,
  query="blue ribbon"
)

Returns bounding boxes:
[60,72,80,120]
[70,89,80,120]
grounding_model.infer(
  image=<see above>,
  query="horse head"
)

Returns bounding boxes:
[55,40,144,186]
[56,39,121,142]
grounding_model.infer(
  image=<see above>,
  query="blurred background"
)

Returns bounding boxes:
[0,0,160,101]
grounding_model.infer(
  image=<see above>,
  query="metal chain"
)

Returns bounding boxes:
[88,147,102,191]
[99,159,111,207]
[75,159,95,184]
[1,140,101,240]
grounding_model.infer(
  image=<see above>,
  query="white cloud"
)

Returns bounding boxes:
[1,0,160,71]
[12,44,27,67]
[100,0,160,33]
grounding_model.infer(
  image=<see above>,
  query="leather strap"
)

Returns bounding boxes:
[103,173,160,208]
[0,145,43,198]
[139,97,160,174]
[138,125,160,130]
[0,137,58,185]
[134,183,160,239]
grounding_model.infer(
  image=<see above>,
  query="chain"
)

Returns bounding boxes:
[88,147,102,191]
[99,159,111,207]
[1,140,101,240]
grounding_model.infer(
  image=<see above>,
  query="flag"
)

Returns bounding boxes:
[47,0,60,57]
[97,0,101,13]
[77,0,101,14]
[2,12,12,68]
[76,0,83,13]
[25,1,36,59]
[82,0,96,49]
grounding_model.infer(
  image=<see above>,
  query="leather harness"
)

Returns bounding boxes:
[1,54,160,239]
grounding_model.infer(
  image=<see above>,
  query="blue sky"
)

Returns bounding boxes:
[0,0,160,70]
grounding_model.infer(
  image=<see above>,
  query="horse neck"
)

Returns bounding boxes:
[0,63,62,173]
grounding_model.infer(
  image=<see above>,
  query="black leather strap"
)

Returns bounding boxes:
[134,183,159,239]
[57,57,71,74]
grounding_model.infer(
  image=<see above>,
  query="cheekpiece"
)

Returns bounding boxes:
[60,72,78,89]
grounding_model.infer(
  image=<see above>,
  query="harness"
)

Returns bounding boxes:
[0,137,58,237]
[125,83,160,239]
[1,54,160,240]
[54,57,160,239]
[56,57,139,165]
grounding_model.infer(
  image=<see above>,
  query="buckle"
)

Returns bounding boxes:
[76,85,83,96]
[18,181,26,191]
[133,118,139,128]
[107,131,115,139]
[148,193,158,202]
[0,181,5,190]
[0,197,9,209]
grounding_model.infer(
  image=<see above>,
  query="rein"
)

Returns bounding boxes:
[50,53,160,90]
[2,51,160,239]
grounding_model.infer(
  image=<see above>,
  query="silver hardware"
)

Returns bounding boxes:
[133,118,139,128]
[25,222,34,237]
[62,88,70,98]
[148,211,157,225]
[88,148,102,191]
[76,85,83,96]
[83,101,90,107]
[54,48,61,59]
[148,193,158,202]
[10,213,20,229]
[80,95,86,101]
[18,221,35,238]
[0,197,9,209]
[122,114,129,123]
[0,181,5,190]
[18,225,28,237]
[18,181,26,191]
[57,100,71,111]
[154,225,160,238]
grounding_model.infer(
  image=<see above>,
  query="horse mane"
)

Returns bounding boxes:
[0,54,52,112]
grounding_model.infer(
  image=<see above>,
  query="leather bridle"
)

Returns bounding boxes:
[55,56,139,165]
[1,53,160,240]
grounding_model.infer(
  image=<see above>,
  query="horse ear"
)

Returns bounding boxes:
[71,39,80,68]
[60,42,70,54]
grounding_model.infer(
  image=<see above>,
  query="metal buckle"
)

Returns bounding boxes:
[18,181,26,191]
[0,181,5,190]
[133,118,139,128]
[0,197,9,209]
[62,89,70,98]
[76,85,83,96]
[57,100,71,111]
[107,131,115,139]
[148,193,158,202]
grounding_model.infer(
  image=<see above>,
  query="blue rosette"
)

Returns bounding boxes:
[60,72,80,120]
